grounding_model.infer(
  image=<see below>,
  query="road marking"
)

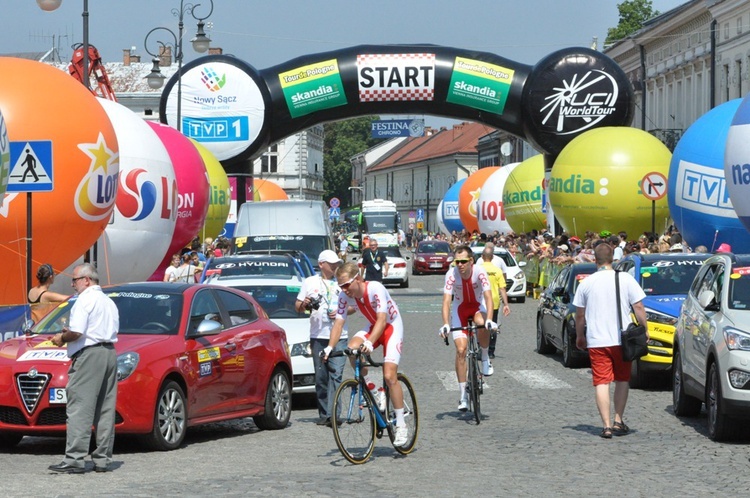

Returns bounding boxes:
[436,371,490,391]
[505,370,571,389]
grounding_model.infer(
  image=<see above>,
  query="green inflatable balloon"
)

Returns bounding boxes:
[503,155,546,234]
[550,127,671,238]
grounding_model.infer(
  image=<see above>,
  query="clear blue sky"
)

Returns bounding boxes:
[2,0,685,126]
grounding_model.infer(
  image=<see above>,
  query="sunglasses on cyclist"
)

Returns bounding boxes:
[338,276,357,290]
[454,259,472,265]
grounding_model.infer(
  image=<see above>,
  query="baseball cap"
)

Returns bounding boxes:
[558,244,569,252]
[318,250,342,264]
[569,236,581,243]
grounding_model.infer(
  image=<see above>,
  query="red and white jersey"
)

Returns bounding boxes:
[444,265,491,308]
[336,280,401,326]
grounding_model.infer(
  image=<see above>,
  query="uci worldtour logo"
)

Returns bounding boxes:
[540,70,619,135]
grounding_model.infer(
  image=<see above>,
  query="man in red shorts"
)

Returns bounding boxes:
[439,245,497,412]
[573,242,647,439]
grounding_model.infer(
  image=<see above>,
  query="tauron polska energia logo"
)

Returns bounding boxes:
[200,67,227,92]
[540,70,619,135]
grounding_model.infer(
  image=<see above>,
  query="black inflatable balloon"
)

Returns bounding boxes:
[158,55,272,171]
[521,47,634,158]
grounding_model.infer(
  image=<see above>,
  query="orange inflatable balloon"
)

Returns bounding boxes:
[0,58,118,305]
[458,167,498,235]
[253,179,288,201]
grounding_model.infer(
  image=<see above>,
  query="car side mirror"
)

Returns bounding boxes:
[698,290,719,311]
[195,319,223,336]
[518,261,527,267]
[22,319,34,336]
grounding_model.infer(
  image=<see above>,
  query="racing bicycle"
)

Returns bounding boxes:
[446,319,486,424]
[327,348,419,464]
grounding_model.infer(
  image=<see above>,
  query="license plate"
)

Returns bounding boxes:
[49,388,67,404]
[430,263,443,268]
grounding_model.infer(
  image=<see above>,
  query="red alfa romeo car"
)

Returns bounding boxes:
[0,282,292,451]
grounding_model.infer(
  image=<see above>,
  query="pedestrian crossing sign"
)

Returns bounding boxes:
[7,141,53,192]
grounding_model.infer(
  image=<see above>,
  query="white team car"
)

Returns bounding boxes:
[471,246,527,303]
[204,274,315,394]
[353,245,409,288]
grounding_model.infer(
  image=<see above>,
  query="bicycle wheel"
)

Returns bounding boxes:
[386,373,419,454]
[468,352,482,424]
[332,379,376,464]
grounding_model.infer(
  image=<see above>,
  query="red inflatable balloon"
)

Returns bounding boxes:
[147,122,209,281]
[458,167,498,235]
[0,58,118,304]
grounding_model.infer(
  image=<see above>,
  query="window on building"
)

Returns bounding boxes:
[725,22,730,40]
[738,17,743,35]
[260,144,278,173]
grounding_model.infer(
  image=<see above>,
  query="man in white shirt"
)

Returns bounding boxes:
[49,263,119,473]
[296,250,352,427]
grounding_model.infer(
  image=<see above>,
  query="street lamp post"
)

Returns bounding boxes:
[143,0,214,133]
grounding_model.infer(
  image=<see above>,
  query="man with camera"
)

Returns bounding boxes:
[295,250,354,427]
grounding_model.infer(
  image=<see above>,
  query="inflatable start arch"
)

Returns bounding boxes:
[158,44,634,173]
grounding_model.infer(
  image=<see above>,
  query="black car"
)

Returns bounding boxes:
[536,263,596,367]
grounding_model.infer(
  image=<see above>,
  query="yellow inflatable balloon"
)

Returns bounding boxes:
[503,155,546,234]
[191,140,230,241]
[550,127,672,238]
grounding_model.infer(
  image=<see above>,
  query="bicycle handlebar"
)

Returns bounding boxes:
[322,347,383,370]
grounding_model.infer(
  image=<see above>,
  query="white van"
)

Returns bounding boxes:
[232,200,334,270]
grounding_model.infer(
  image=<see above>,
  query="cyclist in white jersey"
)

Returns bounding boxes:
[439,245,497,412]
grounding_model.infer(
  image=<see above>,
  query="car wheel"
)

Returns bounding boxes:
[253,368,292,430]
[515,296,526,304]
[0,432,23,448]
[707,362,735,441]
[561,326,578,368]
[400,278,409,288]
[142,381,187,451]
[672,349,701,417]
[536,315,555,354]
[629,359,648,389]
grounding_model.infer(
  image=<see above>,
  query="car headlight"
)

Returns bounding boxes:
[724,327,750,351]
[117,352,139,381]
[447,256,454,263]
[416,257,425,263]
[291,342,312,357]
[513,273,525,281]
[645,309,677,326]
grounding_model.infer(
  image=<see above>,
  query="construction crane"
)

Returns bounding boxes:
[68,43,117,101]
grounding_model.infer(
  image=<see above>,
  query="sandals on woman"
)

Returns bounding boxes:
[613,421,630,436]
[600,427,613,439]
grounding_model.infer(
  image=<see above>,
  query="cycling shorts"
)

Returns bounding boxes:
[450,301,487,341]
[354,321,403,365]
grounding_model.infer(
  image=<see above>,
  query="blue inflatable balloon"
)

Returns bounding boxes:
[726,95,750,238]
[442,178,466,234]
[669,99,750,251]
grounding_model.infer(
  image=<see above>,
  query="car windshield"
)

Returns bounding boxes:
[419,242,451,254]
[729,267,750,310]
[382,246,404,258]
[205,256,300,279]
[33,291,183,335]
[234,285,306,319]
[639,258,705,295]
[236,235,330,270]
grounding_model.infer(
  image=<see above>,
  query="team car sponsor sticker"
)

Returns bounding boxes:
[575,274,591,281]
[34,340,59,348]
[18,349,69,361]
[199,362,213,377]
[197,347,220,362]
[731,267,750,278]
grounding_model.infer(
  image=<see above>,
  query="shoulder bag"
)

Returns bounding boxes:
[615,271,648,362]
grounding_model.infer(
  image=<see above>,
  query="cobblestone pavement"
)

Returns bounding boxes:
[3,272,750,496]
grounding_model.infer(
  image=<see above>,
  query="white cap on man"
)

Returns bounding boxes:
[318,250,342,264]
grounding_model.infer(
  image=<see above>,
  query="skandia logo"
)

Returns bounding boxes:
[540,70,619,135]
[200,66,227,92]
[503,186,543,205]
[549,174,611,196]
[291,85,334,103]
[74,133,119,222]
[117,168,157,221]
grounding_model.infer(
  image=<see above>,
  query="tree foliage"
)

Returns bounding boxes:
[323,116,378,208]
[605,0,660,46]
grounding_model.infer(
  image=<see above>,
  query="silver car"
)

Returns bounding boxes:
[672,253,750,441]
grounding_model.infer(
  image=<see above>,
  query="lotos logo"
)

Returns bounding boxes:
[117,168,157,221]
[74,133,119,222]
[200,67,227,92]
[540,70,619,135]
[549,174,610,196]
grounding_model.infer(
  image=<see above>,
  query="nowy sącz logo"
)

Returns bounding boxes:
[539,70,619,135]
